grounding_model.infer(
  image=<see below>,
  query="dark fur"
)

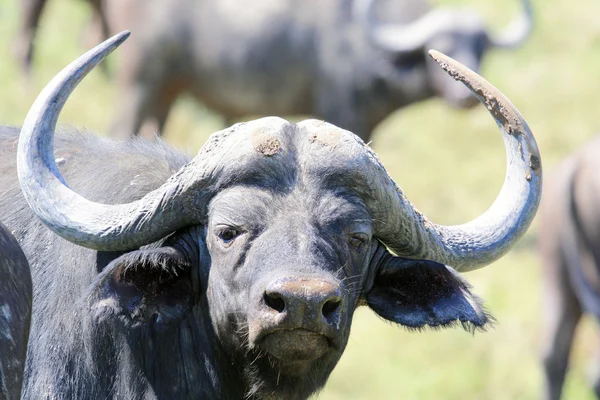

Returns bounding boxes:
[0,125,491,399]
[0,222,31,400]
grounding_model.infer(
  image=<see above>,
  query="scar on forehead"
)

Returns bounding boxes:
[253,135,281,156]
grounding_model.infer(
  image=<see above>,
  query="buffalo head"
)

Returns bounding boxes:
[355,0,533,109]
[16,32,541,398]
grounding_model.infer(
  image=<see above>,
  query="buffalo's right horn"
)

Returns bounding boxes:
[365,50,541,272]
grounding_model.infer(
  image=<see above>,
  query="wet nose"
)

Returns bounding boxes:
[263,277,342,328]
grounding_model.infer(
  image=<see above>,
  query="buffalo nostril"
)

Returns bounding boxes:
[263,292,286,313]
[321,297,341,319]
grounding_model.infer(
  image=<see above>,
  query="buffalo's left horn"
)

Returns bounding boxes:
[18,31,246,251]
[355,0,532,53]
[19,32,294,251]
[18,31,187,251]
[368,50,541,272]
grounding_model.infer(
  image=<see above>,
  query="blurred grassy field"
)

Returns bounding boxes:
[1,0,600,398]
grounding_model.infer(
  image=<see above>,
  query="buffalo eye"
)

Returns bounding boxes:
[349,234,368,250]
[216,226,241,245]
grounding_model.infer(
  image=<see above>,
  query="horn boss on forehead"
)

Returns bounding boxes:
[18,32,541,273]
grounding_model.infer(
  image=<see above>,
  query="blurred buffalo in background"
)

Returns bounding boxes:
[539,137,600,400]
[0,222,31,400]
[14,0,533,142]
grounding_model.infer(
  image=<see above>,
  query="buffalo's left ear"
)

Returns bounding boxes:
[88,247,194,330]
[366,257,491,331]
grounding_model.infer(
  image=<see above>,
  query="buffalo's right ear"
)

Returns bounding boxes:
[87,247,194,330]
[365,256,491,331]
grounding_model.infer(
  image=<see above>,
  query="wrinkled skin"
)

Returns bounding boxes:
[0,222,31,400]
[538,136,600,400]
[0,126,490,399]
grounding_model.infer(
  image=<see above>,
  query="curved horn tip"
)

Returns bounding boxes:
[427,49,534,142]
[427,49,486,96]
[375,49,540,272]
[104,30,131,49]
[428,49,475,85]
[89,31,130,58]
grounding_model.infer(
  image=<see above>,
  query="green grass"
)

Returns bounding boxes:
[1,0,599,398]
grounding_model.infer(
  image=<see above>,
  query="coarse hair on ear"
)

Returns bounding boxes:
[87,247,194,330]
[366,252,493,333]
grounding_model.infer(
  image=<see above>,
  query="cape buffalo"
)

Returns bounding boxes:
[0,222,31,400]
[538,136,600,400]
[106,0,532,141]
[1,32,541,399]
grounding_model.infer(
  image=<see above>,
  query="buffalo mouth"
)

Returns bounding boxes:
[261,329,333,362]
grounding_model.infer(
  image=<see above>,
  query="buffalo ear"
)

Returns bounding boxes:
[88,248,193,330]
[366,257,491,331]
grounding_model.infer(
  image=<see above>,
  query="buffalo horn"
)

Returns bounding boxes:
[368,50,541,272]
[17,31,243,251]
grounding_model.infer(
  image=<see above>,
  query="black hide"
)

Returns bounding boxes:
[0,126,490,399]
